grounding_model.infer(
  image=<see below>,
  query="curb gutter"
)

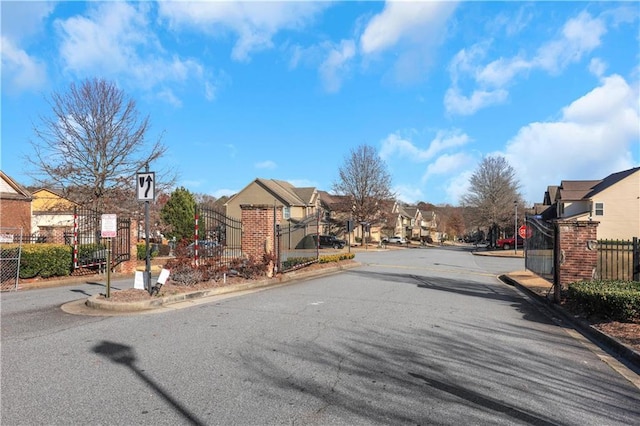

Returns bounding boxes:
[86,262,360,312]
[499,274,640,374]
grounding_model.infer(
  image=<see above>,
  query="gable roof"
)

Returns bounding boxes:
[226,178,317,207]
[0,171,32,201]
[558,167,640,202]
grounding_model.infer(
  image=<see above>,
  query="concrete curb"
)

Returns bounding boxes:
[85,261,361,312]
[499,274,640,374]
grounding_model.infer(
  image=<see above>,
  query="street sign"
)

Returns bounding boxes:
[101,214,117,238]
[137,172,155,201]
[518,224,531,239]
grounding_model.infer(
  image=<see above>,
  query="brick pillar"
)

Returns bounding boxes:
[554,220,599,290]
[240,205,282,277]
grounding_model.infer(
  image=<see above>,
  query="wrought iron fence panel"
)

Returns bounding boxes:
[72,207,131,272]
[1,227,23,291]
[596,238,639,282]
[525,216,555,281]
[196,206,243,270]
[277,213,320,272]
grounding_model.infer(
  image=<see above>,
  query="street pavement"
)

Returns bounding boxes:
[1,245,639,425]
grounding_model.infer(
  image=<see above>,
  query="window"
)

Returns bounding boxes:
[594,202,604,216]
[283,206,290,220]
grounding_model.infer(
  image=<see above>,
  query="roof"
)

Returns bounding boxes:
[226,178,317,207]
[558,167,640,201]
[0,171,32,201]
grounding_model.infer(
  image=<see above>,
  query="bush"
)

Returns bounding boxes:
[319,253,355,263]
[282,256,316,271]
[15,244,73,279]
[137,243,159,260]
[567,280,640,322]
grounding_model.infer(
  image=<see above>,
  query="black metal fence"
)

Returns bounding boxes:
[276,213,320,272]
[195,206,243,269]
[73,206,130,272]
[525,216,555,281]
[596,238,639,282]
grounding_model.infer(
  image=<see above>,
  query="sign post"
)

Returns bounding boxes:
[137,165,155,294]
[101,214,117,298]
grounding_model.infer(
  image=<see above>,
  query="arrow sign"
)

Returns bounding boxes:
[136,172,155,201]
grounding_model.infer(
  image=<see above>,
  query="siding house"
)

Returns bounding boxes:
[225,178,319,222]
[31,188,79,243]
[540,167,640,240]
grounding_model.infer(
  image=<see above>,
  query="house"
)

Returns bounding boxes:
[31,188,79,243]
[225,178,319,222]
[0,171,32,238]
[540,167,640,240]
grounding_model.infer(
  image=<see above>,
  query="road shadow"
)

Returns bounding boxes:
[92,341,206,426]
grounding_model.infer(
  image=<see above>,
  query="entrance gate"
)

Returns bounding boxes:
[195,206,243,269]
[525,216,555,281]
[276,213,320,272]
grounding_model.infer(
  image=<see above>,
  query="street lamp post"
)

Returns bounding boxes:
[514,201,518,255]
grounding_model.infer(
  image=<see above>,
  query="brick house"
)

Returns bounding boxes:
[0,171,32,236]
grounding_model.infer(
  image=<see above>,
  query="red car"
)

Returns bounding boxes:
[496,235,524,250]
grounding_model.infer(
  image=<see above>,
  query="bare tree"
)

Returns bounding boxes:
[27,78,172,212]
[332,144,395,227]
[460,155,522,234]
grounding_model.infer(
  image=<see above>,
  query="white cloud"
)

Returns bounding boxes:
[319,40,356,93]
[158,1,328,62]
[211,188,237,199]
[1,1,55,42]
[533,11,606,74]
[588,58,607,77]
[422,152,475,183]
[445,10,609,116]
[360,1,456,55]
[0,2,54,93]
[55,2,208,101]
[504,74,639,204]
[255,160,277,170]
[0,36,47,93]
[444,87,508,116]
[359,1,457,84]
[393,184,424,204]
[380,129,471,161]
[445,171,473,205]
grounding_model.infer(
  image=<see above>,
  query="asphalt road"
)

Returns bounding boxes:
[2,247,639,425]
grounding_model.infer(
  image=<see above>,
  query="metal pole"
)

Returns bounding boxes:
[145,163,151,294]
[106,238,111,298]
[514,202,518,255]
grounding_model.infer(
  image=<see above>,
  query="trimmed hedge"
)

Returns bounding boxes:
[8,244,74,279]
[567,280,640,322]
[319,253,355,263]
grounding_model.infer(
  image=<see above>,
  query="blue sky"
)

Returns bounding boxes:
[2,1,639,206]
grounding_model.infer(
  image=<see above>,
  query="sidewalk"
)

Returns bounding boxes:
[498,269,640,374]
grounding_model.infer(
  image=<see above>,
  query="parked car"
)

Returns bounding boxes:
[496,235,524,250]
[317,235,346,249]
[382,236,408,245]
[187,240,222,257]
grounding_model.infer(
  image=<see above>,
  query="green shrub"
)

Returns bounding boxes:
[17,244,73,279]
[319,253,355,263]
[568,280,640,322]
[136,243,159,260]
[282,256,316,270]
